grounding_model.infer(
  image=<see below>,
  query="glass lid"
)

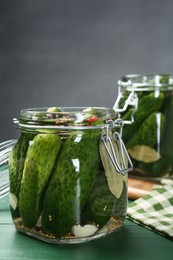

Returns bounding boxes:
[119,74,173,91]
[18,107,117,129]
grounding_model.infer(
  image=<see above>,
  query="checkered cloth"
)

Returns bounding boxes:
[127,179,173,240]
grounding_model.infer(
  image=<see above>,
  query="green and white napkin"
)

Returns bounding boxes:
[127,179,173,239]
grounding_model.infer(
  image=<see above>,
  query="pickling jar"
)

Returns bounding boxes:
[113,74,173,180]
[0,106,132,244]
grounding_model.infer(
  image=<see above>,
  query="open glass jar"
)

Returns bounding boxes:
[0,106,132,244]
[113,74,173,180]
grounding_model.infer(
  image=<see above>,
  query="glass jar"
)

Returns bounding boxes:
[0,106,132,244]
[113,74,173,180]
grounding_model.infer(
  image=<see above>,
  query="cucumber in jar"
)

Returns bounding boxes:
[41,130,100,237]
[9,132,35,218]
[81,131,128,228]
[81,175,115,227]
[81,175,127,228]
[133,94,173,177]
[18,133,61,228]
[122,92,165,143]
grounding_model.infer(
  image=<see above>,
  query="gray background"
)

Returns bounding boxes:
[1,0,173,141]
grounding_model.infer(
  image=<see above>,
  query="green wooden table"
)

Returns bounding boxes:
[0,195,173,260]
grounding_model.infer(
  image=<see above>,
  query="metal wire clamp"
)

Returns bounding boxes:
[101,119,133,175]
[113,80,138,124]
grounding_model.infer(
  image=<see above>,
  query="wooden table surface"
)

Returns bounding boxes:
[0,195,173,260]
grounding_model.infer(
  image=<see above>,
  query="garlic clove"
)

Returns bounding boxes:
[9,193,18,210]
[71,224,98,238]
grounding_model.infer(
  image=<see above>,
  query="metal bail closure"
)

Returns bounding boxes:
[113,82,138,124]
[101,120,133,175]
[13,118,19,128]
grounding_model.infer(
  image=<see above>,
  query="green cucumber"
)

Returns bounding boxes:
[122,92,165,143]
[42,130,100,237]
[82,176,127,228]
[81,131,128,228]
[19,133,61,228]
[9,133,35,217]
[136,94,173,176]
[81,175,115,227]
[126,112,165,149]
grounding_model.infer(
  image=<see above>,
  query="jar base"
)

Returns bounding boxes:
[14,216,124,244]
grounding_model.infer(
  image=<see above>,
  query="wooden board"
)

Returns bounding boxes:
[128,178,160,200]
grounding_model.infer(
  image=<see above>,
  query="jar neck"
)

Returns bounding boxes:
[13,118,124,136]
[119,74,173,91]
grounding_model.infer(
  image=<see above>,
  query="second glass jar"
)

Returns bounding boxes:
[114,74,173,180]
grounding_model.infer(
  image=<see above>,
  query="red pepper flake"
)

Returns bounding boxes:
[87,116,98,123]
[55,120,61,126]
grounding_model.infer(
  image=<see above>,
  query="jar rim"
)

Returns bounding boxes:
[17,106,117,130]
[119,74,173,90]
